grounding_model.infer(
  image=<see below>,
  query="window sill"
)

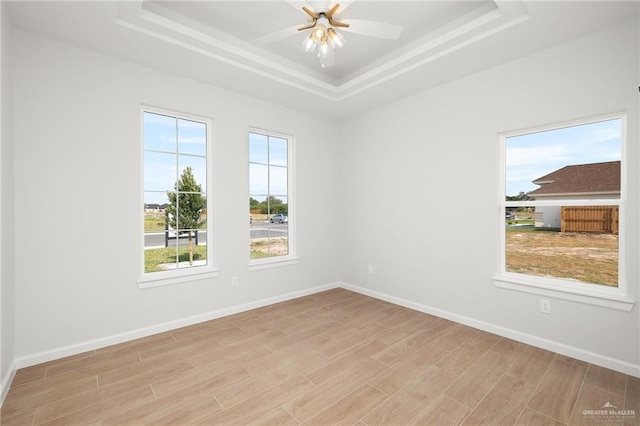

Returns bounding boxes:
[249,256,299,272]
[493,275,634,312]
[138,267,220,289]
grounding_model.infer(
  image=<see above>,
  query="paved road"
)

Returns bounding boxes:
[249,223,288,239]
[144,231,208,248]
[144,223,288,248]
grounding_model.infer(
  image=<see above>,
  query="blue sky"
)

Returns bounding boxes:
[144,120,289,206]
[143,112,208,205]
[505,118,621,196]
[249,132,288,203]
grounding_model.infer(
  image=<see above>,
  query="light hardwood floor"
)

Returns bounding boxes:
[2,288,639,425]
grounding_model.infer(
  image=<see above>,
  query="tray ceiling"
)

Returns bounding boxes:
[6,1,638,118]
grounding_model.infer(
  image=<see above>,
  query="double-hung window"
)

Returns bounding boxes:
[139,107,217,288]
[494,113,633,311]
[249,129,296,269]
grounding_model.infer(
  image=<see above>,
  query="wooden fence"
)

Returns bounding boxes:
[561,206,618,234]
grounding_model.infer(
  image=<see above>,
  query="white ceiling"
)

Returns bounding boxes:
[5,1,639,119]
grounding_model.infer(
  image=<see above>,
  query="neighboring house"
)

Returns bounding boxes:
[144,203,168,216]
[528,161,620,228]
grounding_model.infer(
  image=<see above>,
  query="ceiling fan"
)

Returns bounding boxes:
[253,1,404,68]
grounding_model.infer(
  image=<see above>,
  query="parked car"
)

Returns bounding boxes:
[270,214,288,224]
[506,211,515,220]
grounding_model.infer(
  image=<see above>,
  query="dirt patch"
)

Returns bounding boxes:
[251,237,288,257]
[506,231,618,286]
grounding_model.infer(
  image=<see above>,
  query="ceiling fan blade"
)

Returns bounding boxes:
[297,21,317,31]
[302,6,319,19]
[253,25,301,45]
[325,3,340,18]
[319,47,335,68]
[340,19,404,39]
[327,17,349,28]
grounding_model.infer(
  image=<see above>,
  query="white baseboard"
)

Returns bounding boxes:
[340,282,640,378]
[10,280,639,380]
[14,282,340,370]
[0,360,17,407]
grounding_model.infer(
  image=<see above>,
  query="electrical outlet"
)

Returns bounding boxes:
[367,265,373,274]
[232,277,239,287]
[540,299,551,314]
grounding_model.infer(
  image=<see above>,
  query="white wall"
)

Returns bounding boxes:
[0,1,16,401]
[339,18,639,372]
[11,30,341,362]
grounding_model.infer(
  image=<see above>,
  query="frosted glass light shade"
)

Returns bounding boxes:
[302,36,316,53]
[327,28,345,48]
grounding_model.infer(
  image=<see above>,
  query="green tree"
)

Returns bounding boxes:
[257,196,288,215]
[166,167,206,265]
[249,197,260,210]
[506,191,531,202]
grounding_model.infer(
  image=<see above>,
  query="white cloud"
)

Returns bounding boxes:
[506,144,574,167]
[504,118,621,195]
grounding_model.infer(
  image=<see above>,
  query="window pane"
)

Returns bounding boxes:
[269,165,287,196]
[506,205,618,286]
[177,119,207,156]
[249,163,268,195]
[171,177,205,231]
[267,197,287,217]
[177,243,207,268]
[273,195,288,207]
[143,112,176,153]
[249,132,268,164]
[144,191,169,211]
[505,118,621,199]
[145,240,179,273]
[143,110,210,276]
[250,231,289,259]
[249,131,290,261]
[268,223,288,257]
[250,194,267,203]
[197,207,208,233]
[250,237,272,260]
[144,192,168,247]
[170,192,206,231]
[178,155,207,192]
[269,137,287,166]
[503,117,623,288]
[144,151,176,191]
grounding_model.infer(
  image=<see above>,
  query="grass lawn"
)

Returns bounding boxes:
[145,215,165,232]
[145,215,207,232]
[506,219,534,226]
[506,228,618,286]
[145,245,207,272]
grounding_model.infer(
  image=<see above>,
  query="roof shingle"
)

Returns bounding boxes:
[528,161,620,196]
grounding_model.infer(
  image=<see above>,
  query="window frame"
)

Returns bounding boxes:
[138,106,218,289]
[248,127,297,271]
[493,112,634,311]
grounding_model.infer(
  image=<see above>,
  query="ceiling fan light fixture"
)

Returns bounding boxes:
[310,24,327,45]
[317,42,330,58]
[302,35,316,53]
[327,28,345,48]
[296,6,354,67]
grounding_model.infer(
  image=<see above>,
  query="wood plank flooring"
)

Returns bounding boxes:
[2,288,639,425]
